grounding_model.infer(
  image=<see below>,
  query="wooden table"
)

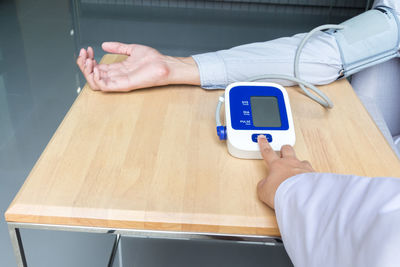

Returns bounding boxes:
[6,54,400,267]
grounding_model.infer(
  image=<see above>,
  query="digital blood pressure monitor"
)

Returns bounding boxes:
[214,6,399,159]
[218,82,295,159]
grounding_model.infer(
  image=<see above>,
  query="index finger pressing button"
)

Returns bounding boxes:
[252,134,272,143]
[258,135,279,164]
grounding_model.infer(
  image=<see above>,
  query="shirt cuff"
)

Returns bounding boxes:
[192,52,228,89]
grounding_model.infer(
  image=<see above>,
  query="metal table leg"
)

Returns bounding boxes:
[8,224,27,267]
[107,234,121,267]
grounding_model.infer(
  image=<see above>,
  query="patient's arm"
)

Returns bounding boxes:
[76,42,200,92]
[77,27,343,93]
[77,1,399,93]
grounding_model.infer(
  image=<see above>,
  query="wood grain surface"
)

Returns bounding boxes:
[5,54,400,237]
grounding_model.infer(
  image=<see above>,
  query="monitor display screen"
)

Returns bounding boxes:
[250,96,282,127]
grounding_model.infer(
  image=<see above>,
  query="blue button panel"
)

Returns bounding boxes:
[252,134,272,143]
[229,85,289,131]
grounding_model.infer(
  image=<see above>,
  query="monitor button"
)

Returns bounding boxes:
[252,134,272,143]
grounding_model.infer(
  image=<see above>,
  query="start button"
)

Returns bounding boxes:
[251,134,272,143]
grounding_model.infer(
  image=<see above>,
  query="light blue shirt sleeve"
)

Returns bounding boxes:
[192,32,342,89]
[192,0,400,90]
[275,172,400,267]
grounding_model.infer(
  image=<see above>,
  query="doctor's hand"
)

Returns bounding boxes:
[257,135,314,209]
[76,42,200,92]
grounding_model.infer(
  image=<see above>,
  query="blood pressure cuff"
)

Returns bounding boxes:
[329,6,400,77]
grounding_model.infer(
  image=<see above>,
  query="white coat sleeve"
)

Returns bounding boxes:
[275,172,400,267]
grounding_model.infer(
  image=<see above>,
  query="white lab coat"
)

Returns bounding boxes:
[276,173,400,267]
[272,2,400,263]
[192,1,400,266]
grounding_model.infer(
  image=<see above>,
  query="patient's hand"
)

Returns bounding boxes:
[76,42,200,92]
[257,135,315,209]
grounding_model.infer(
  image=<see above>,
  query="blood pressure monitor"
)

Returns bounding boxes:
[218,82,295,159]
[214,7,398,159]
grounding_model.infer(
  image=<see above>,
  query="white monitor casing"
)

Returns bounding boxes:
[225,82,295,159]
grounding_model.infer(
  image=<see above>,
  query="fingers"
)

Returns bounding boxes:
[76,48,87,72]
[258,135,279,165]
[93,67,108,90]
[301,160,314,170]
[83,58,93,76]
[92,66,131,92]
[84,59,99,91]
[281,145,296,159]
[76,47,100,91]
[87,46,94,59]
[102,42,133,56]
[97,62,129,72]
[257,178,267,201]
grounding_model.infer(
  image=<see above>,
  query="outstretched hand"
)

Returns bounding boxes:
[76,42,200,92]
[257,135,315,209]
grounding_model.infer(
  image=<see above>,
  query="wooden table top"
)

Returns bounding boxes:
[5,54,400,237]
